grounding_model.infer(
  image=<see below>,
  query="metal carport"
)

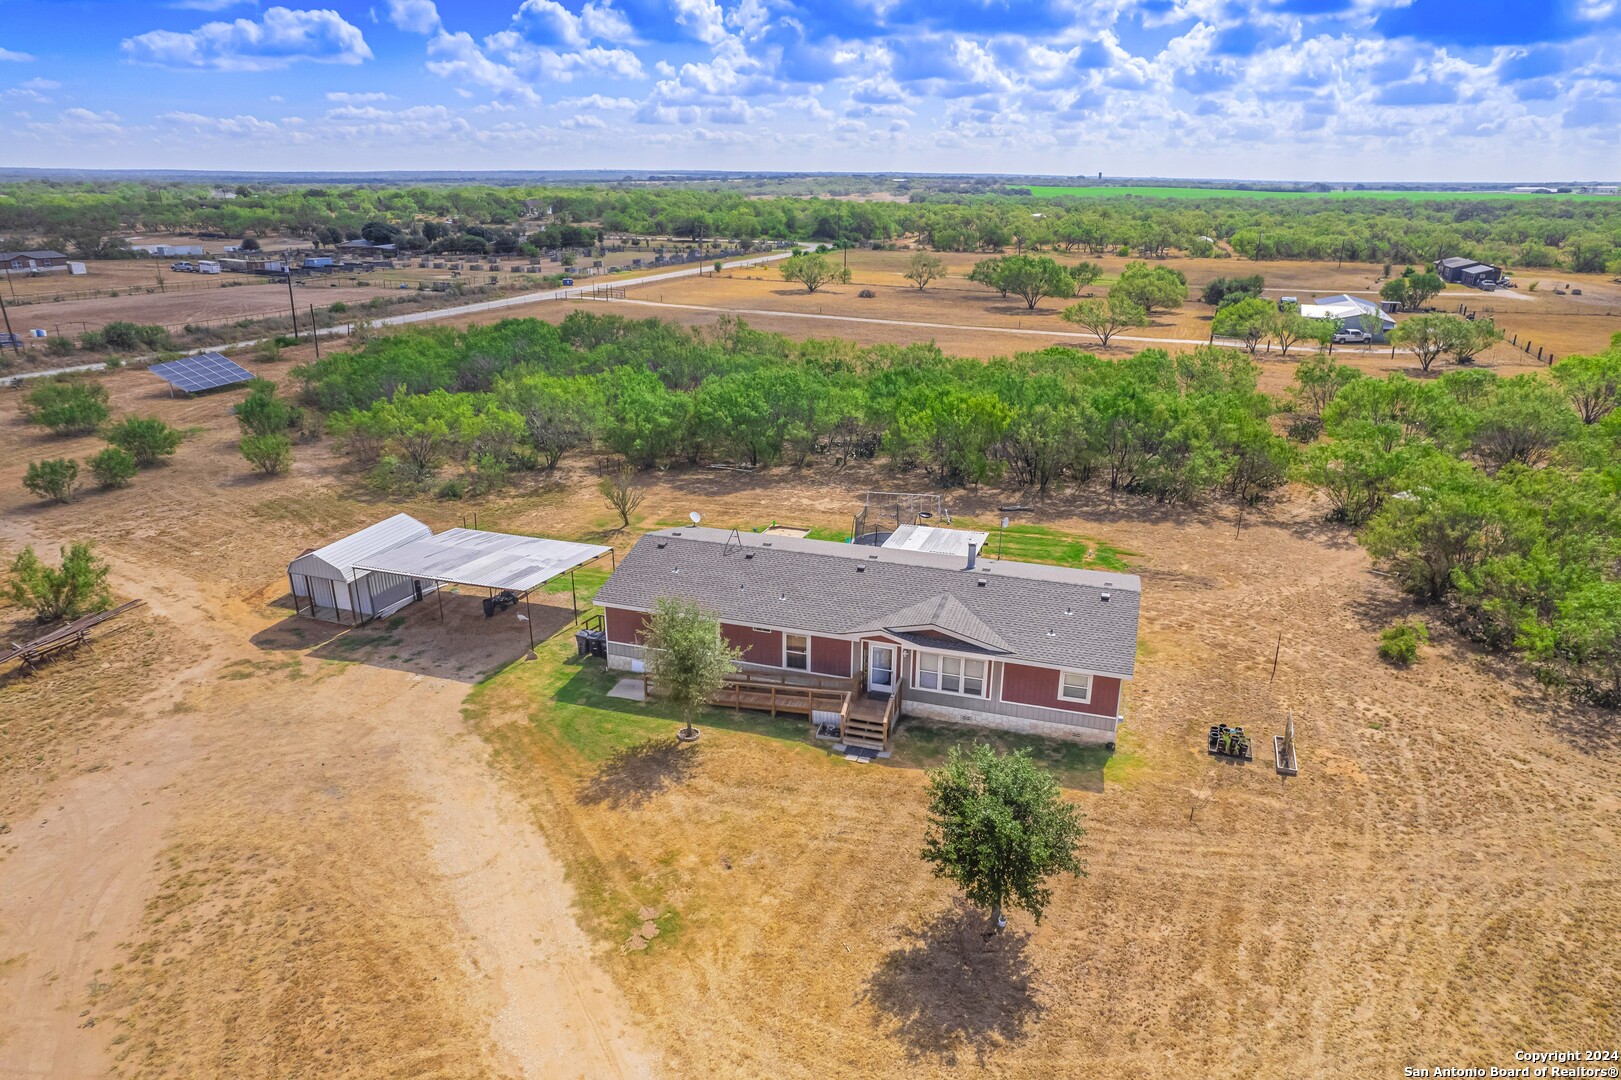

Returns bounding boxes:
[352,528,614,647]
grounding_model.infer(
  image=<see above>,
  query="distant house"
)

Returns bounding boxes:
[0,249,69,276]
[133,244,206,258]
[1301,294,1398,341]
[594,527,1140,748]
[1434,256,1501,287]
[335,239,396,254]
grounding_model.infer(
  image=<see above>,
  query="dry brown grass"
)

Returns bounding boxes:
[0,606,180,822]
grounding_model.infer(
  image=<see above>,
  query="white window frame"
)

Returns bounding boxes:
[915,651,987,698]
[784,633,809,671]
[1058,670,1093,704]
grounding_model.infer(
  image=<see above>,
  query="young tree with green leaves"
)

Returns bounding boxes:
[902,251,948,290]
[1272,307,1335,357]
[1112,261,1188,313]
[1551,348,1621,424]
[1389,314,1453,373]
[779,252,848,293]
[1290,354,1363,419]
[88,447,138,488]
[1439,316,1504,367]
[22,380,109,436]
[1468,375,1579,471]
[6,542,112,623]
[23,458,80,503]
[1211,296,1275,355]
[106,417,183,466]
[234,379,299,437]
[1068,260,1103,291]
[643,596,741,742]
[968,255,1077,310]
[1059,295,1149,346]
[920,743,1086,931]
[240,433,293,476]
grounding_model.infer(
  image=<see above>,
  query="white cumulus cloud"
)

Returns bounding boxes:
[122,7,373,70]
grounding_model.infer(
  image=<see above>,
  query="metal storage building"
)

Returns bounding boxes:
[287,514,434,623]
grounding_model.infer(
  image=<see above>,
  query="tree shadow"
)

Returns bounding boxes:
[859,900,1044,1064]
[576,735,699,809]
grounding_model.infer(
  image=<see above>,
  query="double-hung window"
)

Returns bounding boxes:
[785,634,809,670]
[1058,670,1093,703]
[917,652,986,697]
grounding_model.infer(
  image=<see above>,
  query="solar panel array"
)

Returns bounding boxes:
[148,352,255,394]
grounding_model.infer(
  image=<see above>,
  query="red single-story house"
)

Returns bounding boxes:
[593,527,1140,746]
[0,250,69,276]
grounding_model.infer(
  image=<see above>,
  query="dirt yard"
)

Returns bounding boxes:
[1,325,1617,1077]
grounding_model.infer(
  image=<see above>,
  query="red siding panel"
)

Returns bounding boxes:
[604,606,648,644]
[810,635,852,677]
[1000,663,1121,717]
[722,623,782,665]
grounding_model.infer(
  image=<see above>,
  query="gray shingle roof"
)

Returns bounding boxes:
[594,528,1140,678]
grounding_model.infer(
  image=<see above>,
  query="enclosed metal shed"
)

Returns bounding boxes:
[287,513,434,624]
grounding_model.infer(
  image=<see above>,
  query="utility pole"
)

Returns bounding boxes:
[286,271,299,340]
[0,290,17,354]
[310,305,320,359]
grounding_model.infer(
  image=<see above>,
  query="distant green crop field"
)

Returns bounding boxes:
[1025,185,1590,202]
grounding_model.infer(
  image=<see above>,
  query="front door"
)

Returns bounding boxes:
[867,643,896,694]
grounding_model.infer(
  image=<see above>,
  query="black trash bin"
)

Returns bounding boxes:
[481,597,496,618]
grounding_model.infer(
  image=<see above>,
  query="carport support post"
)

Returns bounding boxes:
[437,582,445,621]
[569,569,578,621]
[525,591,535,649]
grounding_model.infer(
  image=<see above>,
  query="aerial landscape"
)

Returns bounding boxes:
[2,2,1620,1079]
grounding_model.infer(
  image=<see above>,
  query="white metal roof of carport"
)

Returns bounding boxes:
[287,513,432,583]
[351,528,614,647]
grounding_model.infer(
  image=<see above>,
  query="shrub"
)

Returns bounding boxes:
[5,543,112,624]
[23,458,80,503]
[239,433,292,475]
[23,379,109,435]
[1286,415,1323,443]
[106,416,182,466]
[88,447,138,488]
[45,335,75,356]
[858,288,876,298]
[95,321,172,352]
[235,379,300,436]
[436,476,466,499]
[328,301,348,313]
[1379,620,1429,665]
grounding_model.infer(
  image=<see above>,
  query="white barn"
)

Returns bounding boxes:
[287,514,434,624]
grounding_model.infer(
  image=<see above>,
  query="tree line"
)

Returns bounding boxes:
[5,180,1621,272]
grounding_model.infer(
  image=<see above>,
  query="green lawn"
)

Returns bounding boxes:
[1026,184,1597,202]
[959,520,1136,572]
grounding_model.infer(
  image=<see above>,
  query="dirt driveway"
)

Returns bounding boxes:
[0,379,656,1078]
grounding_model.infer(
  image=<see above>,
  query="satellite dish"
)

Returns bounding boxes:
[689,511,702,525]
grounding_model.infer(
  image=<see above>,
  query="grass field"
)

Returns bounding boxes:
[1026,185,1599,202]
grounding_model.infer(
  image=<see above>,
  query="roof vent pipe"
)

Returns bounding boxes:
[966,543,978,570]
[1100,591,1111,602]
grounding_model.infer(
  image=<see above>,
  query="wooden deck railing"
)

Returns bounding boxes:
[642,669,853,723]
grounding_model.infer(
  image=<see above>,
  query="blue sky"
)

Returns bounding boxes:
[1,0,1618,180]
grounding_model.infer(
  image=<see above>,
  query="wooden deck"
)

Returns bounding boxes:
[641,667,898,751]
